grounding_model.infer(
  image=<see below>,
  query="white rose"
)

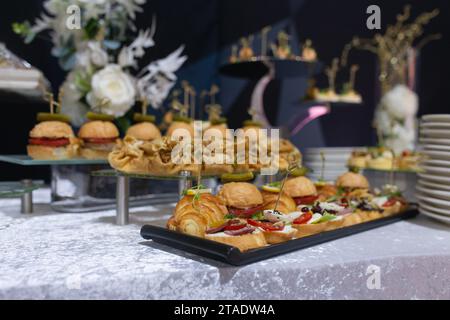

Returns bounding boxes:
[381,84,418,120]
[60,71,90,127]
[86,64,136,117]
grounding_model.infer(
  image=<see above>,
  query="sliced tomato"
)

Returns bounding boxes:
[382,197,406,207]
[293,195,319,206]
[293,212,313,225]
[247,219,284,231]
[227,204,264,217]
[83,137,117,144]
[29,138,70,147]
[223,223,246,231]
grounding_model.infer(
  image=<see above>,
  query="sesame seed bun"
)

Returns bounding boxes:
[284,176,317,198]
[78,121,119,139]
[29,121,74,139]
[336,172,369,189]
[126,122,161,141]
[217,182,263,208]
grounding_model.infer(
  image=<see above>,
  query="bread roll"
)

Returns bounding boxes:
[205,230,267,251]
[336,172,369,189]
[284,176,317,198]
[261,190,297,213]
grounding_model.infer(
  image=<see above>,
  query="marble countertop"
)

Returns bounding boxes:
[1,189,450,300]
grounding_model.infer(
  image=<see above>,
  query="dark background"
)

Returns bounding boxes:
[0,0,449,181]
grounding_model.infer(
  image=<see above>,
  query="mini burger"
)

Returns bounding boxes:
[166,121,194,139]
[78,120,119,159]
[27,121,78,160]
[284,176,318,206]
[126,122,161,142]
[217,182,264,218]
[336,172,369,191]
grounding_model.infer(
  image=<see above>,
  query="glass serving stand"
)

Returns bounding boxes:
[0,155,114,213]
[0,180,43,213]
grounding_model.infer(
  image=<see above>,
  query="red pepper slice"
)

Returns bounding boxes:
[227,204,265,217]
[29,138,70,147]
[84,137,117,144]
[382,197,406,207]
[293,195,318,206]
[247,219,284,231]
[293,212,313,225]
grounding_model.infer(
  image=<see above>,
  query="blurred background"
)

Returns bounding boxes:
[0,0,449,181]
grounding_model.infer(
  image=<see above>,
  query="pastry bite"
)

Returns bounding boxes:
[27,121,79,160]
[348,151,370,168]
[78,120,120,159]
[167,191,227,237]
[284,176,318,206]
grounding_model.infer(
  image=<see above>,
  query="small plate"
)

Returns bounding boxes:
[418,201,450,217]
[422,150,450,161]
[422,114,450,123]
[418,179,450,192]
[420,129,450,139]
[416,192,450,210]
[421,165,450,176]
[422,159,450,167]
[420,122,450,129]
[419,137,450,146]
[419,208,450,225]
[418,172,450,184]
[417,185,450,201]
[423,144,450,152]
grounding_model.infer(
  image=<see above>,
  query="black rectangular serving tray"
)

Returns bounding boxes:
[140,207,418,266]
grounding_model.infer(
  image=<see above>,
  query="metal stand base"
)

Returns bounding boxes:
[20,179,33,214]
[116,176,130,225]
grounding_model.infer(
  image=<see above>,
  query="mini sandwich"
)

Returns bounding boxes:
[205,219,267,251]
[126,122,161,143]
[291,205,343,238]
[166,121,194,139]
[283,176,318,206]
[247,212,297,244]
[78,120,120,159]
[336,172,369,193]
[27,121,79,160]
[217,182,264,218]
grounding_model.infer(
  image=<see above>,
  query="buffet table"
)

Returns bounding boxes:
[1,188,449,300]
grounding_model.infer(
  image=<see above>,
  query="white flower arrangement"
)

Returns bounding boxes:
[374,84,418,155]
[13,0,187,124]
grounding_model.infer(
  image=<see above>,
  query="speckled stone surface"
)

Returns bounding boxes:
[1,188,450,300]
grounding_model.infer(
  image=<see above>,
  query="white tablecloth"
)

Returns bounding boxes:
[1,188,450,299]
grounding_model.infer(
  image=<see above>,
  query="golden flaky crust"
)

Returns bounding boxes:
[292,222,328,238]
[27,144,79,160]
[29,121,74,139]
[126,122,161,141]
[262,229,297,244]
[166,121,194,138]
[284,176,317,198]
[217,182,263,208]
[168,194,228,237]
[78,121,119,139]
[108,136,200,175]
[336,172,369,189]
[261,190,297,213]
[205,231,267,251]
